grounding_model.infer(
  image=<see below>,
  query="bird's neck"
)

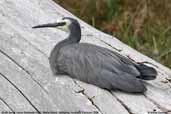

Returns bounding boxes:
[53,24,81,51]
[49,24,81,66]
[68,23,81,44]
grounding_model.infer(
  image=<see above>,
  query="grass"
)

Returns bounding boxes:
[54,0,171,68]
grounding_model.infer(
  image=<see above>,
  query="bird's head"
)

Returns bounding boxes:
[32,17,80,33]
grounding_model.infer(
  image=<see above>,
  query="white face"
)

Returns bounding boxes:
[56,18,71,32]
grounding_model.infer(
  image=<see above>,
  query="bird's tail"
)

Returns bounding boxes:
[136,64,157,80]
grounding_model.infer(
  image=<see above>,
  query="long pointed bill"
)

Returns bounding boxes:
[32,22,66,28]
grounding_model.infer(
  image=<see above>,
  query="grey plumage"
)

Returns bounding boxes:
[33,17,157,93]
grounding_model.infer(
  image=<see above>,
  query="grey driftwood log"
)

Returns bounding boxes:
[0,0,171,114]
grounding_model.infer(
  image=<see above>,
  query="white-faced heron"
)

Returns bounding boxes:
[32,17,157,93]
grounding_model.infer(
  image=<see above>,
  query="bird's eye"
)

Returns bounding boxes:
[62,17,66,20]
[58,22,66,26]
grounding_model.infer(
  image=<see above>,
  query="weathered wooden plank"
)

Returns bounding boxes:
[0,52,59,111]
[145,84,171,110]
[0,74,35,111]
[0,98,13,112]
[112,91,162,114]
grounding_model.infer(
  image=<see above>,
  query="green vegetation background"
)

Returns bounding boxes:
[54,0,171,68]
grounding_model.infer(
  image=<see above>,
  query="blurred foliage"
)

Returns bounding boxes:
[54,0,171,68]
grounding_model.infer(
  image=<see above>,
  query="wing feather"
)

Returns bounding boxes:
[57,43,145,92]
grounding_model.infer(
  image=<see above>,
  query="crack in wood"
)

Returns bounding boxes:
[143,93,167,112]
[0,49,48,94]
[0,97,14,113]
[166,77,171,82]
[0,72,40,113]
[73,80,103,114]
[110,92,133,114]
[98,38,122,52]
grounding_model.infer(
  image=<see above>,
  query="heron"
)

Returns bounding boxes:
[32,17,157,93]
